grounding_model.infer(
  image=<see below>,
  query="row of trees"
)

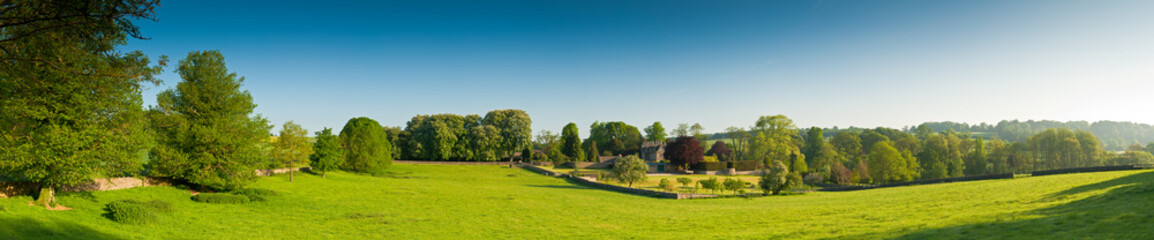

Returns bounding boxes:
[0,1,397,206]
[395,110,532,161]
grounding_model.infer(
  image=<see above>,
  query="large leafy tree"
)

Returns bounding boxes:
[310,128,343,178]
[339,117,393,173]
[585,121,643,156]
[749,115,804,167]
[867,141,917,183]
[758,160,800,195]
[483,109,532,162]
[274,121,313,182]
[964,137,988,176]
[664,136,703,171]
[0,0,164,207]
[644,122,667,142]
[148,50,272,191]
[560,123,585,162]
[802,127,824,163]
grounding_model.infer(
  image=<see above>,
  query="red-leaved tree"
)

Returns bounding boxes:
[665,136,704,171]
[705,140,731,161]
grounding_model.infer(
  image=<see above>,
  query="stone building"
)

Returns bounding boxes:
[639,141,666,162]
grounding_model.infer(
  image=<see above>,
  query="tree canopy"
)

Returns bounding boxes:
[148,50,271,191]
[0,0,165,206]
[339,117,393,173]
[664,136,704,171]
[561,123,585,162]
[275,121,313,182]
[310,128,344,178]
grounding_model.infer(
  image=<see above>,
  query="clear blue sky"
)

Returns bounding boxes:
[128,0,1154,136]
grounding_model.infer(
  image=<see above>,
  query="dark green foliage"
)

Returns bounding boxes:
[147,50,272,191]
[339,117,393,173]
[561,123,585,162]
[584,121,644,156]
[0,0,164,206]
[693,162,727,171]
[192,193,251,204]
[106,200,170,224]
[310,128,344,178]
[231,188,278,202]
[483,109,533,162]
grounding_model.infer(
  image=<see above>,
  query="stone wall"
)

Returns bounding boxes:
[394,160,510,165]
[517,163,717,199]
[0,177,172,198]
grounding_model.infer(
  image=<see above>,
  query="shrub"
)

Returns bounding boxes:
[106,200,160,224]
[698,177,721,194]
[192,193,251,204]
[232,188,278,202]
[659,179,675,192]
[676,177,693,189]
[803,173,825,185]
[702,156,719,162]
[723,178,746,194]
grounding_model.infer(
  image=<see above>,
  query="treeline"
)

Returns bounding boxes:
[391,110,532,161]
[914,120,1154,151]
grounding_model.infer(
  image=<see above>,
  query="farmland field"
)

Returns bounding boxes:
[1,164,1151,239]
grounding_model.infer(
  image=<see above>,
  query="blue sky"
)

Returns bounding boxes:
[128,0,1154,135]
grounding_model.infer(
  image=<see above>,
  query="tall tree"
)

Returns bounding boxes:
[749,115,804,167]
[274,121,313,182]
[964,137,987,176]
[0,0,164,207]
[867,141,914,183]
[339,117,393,173]
[726,126,750,160]
[484,109,532,162]
[560,123,585,162]
[310,128,343,178]
[802,127,824,161]
[671,123,690,137]
[588,140,600,161]
[690,123,706,142]
[148,50,272,191]
[644,122,667,142]
[831,132,863,162]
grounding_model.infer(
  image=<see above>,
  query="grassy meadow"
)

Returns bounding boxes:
[1,164,1151,239]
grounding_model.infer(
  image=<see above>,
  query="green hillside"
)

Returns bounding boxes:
[1,164,1151,239]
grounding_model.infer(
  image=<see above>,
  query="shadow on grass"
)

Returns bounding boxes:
[525,185,587,189]
[0,215,125,240]
[834,170,1154,239]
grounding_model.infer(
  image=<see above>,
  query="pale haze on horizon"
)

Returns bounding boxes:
[126,0,1154,135]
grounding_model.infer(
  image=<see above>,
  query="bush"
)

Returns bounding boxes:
[702,156,719,162]
[106,200,161,224]
[659,179,675,192]
[803,173,825,185]
[192,193,251,204]
[232,188,278,202]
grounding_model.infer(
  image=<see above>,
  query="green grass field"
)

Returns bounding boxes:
[1,164,1152,239]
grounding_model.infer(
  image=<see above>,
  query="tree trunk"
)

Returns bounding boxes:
[36,186,55,208]
[289,168,294,182]
[322,171,326,179]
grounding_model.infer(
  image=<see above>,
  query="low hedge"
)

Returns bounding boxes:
[231,188,278,202]
[731,161,758,171]
[106,200,169,224]
[192,193,251,204]
[693,162,727,171]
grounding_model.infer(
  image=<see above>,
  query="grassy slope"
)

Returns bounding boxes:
[1,165,1152,239]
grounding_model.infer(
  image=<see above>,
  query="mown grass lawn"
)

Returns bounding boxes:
[1,164,1151,239]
